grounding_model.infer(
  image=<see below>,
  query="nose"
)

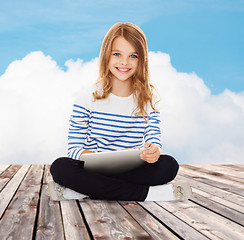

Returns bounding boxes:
[120,56,128,65]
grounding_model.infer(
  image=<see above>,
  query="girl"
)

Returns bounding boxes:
[49,22,191,202]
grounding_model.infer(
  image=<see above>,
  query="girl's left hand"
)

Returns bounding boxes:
[140,142,160,163]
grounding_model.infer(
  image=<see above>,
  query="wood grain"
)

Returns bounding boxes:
[120,201,180,240]
[0,164,243,240]
[61,200,91,240]
[0,165,30,219]
[0,165,22,191]
[139,201,208,240]
[0,165,10,176]
[158,200,244,240]
[179,165,244,196]
[0,165,43,239]
[35,165,65,240]
[80,200,152,239]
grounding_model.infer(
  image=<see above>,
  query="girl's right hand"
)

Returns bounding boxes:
[81,150,94,154]
[79,150,94,160]
[140,142,160,163]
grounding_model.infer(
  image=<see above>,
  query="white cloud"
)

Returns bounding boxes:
[0,51,243,164]
[149,51,244,164]
[0,51,98,164]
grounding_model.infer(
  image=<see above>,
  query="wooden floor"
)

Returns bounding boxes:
[0,164,243,239]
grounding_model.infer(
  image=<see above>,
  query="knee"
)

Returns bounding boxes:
[50,157,67,174]
[50,157,70,183]
[165,155,179,181]
[156,155,179,184]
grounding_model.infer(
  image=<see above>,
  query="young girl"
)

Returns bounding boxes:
[49,22,191,202]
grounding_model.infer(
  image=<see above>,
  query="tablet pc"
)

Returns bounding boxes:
[79,148,147,175]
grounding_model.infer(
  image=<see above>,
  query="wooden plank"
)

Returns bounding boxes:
[0,164,242,240]
[177,175,244,210]
[0,165,10,175]
[179,165,244,196]
[61,200,91,240]
[220,164,244,177]
[139,201,208,240]
[0,165,22,191]
[191,190,244,226]
[186,164,244,184]
[0,165,30,219]
[80,200,152,239]
[35,165,65,240]
[225,164,244,171]
[198,164,244,180]
[157,201,244,240]
[120,201,180,240]
[0,165,44,240]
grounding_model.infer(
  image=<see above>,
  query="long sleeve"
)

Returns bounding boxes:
[67,102,90,160]
[144,110,162,151]
[66,86,163,156]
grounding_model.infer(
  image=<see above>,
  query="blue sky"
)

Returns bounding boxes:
[1,0,244,164]
[0,0,243,94]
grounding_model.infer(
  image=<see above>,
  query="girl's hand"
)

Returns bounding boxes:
[79,150,94,160]
[140,142,160,163]
[81,150,94,154]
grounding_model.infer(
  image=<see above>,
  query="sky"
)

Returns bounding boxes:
[1,0,244,94]
[0,0,244,164]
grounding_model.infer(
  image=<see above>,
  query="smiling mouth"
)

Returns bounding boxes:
[116,67,131,72]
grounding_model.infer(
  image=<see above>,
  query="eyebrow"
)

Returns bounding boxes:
[111,50,138,54]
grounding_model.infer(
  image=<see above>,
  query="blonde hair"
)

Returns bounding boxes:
[93,22,159,119]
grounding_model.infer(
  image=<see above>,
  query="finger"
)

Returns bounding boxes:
[143,156,158,163]
[147,147,157,154]
[148,153,158,161]
[144,142,152,148]
[148,143,157,150]
[142,148,158,157]
[146,146,158,155]
[143,144,155,154]
[143,150,160,161]
[142,151,156,158]
[141,152,158,161]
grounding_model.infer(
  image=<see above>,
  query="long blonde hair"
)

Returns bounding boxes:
[93,22,159,119]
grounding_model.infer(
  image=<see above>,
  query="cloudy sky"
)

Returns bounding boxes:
[0,0,244,164]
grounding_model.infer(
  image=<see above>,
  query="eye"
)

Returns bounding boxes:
[130,54,138,59]
[113,53,120,56]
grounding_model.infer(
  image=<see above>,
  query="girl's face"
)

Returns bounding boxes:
[108,36,138,83]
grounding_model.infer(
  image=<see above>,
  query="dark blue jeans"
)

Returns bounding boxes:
[50,155,179,201]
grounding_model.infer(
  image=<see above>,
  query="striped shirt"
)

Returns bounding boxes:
[67,88,162,160]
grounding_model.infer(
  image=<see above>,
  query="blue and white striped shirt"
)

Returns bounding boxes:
[67,89,162,160]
